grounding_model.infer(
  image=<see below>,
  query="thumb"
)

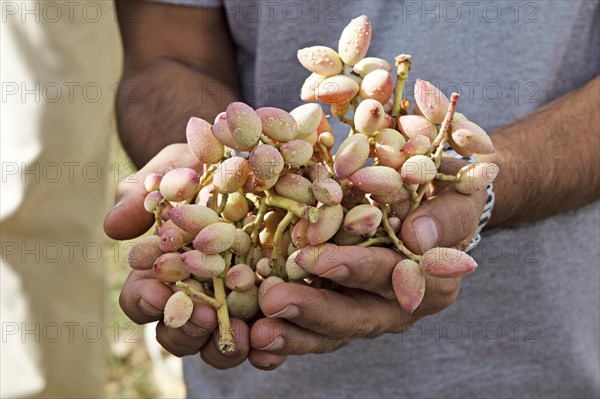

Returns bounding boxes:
[400,188,487,255]
[104,144,201,240]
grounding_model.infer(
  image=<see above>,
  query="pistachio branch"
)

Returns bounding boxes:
[350,97,359,113]
[429,92,460,158]
[391,54,412,119]
[344,97,360,138]
[410,93,461,213]
[215,193,229,216]
[154,199,167,228]
[435,173,460,182]
[381,205,421,262]
[316,140,335,176]
[244,192,262,209]
[182,164,216,205]
[213,251,235,354]
[404,183,419,200]
[271,211,294,276]
[175,281,221,310]
[264,190,320,223]
[249,199,267,245]
[332,109,355,130]
[357,236,393,247]
[410,185,429,214]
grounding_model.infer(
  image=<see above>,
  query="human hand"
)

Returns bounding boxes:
[104,144,285,370]
[250,156,487,363]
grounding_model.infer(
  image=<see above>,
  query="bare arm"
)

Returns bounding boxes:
[116,1,239,167]
[481,75,600,227]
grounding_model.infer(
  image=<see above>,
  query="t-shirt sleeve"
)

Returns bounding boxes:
[146,0,223,7]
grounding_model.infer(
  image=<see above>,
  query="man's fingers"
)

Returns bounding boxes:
[299,246,402,299]
[119,268,218,329]
[248,350,287,371]
[401,188,487,255]
[104,143,201,240]
[119,269,172,324]
[155,321,209,357]
[413,275,461,317]
[120,269,226,359]
[199,319,250,370]
[260,282,410,338]
[181,299,219,337]
[250,318,345,356]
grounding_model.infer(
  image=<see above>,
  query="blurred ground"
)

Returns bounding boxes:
[104,144,185,398]
[105,255,159,398]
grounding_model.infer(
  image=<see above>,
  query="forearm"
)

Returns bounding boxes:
[115,1,239,167]
[481,75,600,227]
[117,60,238,167]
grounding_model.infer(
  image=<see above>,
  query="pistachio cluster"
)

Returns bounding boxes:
[126,15,499,354]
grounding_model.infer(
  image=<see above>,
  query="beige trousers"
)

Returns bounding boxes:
[1,2,121,397]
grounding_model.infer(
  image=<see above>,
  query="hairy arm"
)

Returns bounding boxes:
[481,75,600,227]
[116,1,239,167]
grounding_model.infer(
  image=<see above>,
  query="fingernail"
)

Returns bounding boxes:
[252,360,271,368]
[258,336,285,351]
[320,265,350,280]
[412,216,439,253]
[268,304,300,319]
[139,298,162,316]
[182,323,209,337]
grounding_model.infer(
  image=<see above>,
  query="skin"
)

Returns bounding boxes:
[116,1,239,167]
[106,2,600,370]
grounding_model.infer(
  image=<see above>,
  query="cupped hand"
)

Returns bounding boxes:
[250,156,487,363]
[104,144,285,370]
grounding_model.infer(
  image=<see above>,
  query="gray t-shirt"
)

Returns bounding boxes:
[151,1,600,397]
